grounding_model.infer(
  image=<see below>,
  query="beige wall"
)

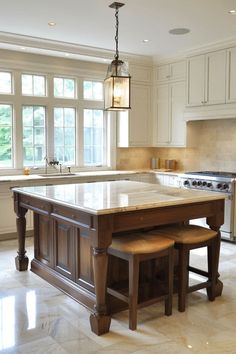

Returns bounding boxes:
[116,119,236,172]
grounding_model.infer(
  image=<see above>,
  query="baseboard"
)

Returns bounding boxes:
[0,230,33,241]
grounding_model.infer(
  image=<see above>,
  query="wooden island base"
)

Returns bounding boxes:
[13,181,225,335]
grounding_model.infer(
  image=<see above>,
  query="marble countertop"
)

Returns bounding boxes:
[12,180,225,215]
[0,169,179,183]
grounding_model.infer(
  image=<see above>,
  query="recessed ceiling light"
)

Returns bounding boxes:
[169,28,190,35]
[228,9,236,14]
[142,39,149,43]
[48,21,56,27]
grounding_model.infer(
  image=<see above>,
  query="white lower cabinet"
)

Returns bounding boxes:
[0,187,33,239]
[154,173,180,187]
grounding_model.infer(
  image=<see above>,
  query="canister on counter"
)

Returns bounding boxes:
[151,158,160,169]
[165,159,176,170]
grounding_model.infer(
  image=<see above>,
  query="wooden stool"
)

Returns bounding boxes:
[107,232,175,330]
[151,225,219,312]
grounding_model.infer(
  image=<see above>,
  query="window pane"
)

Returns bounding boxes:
[54,78,63,97]
[64,128,74,145]
[54,77,75,98]
[0,72,12,94]
[64,108,75,126]
[22,74,33,95]
[22,106,46,166]
[53,107,76,164]
[22,74,46,96]
[64,79,75,98]
[83,81,103,100]
[93,82,103,100]
[83,109,103,166]
[54,108,63,126]
[0,104,12,167]
[83,81,93,99]
[33,76,45,96]
[54,127,64,146]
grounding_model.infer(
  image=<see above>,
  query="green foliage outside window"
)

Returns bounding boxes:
[0,104,12,166]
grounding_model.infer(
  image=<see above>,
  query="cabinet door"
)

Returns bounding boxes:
[226,47,236,103]
[129,84,151,146]
[206,50,226,105]
[187,55,205,106]
[156,61,186,82]
[156,84,170,145]
[117,84,151,147]
[0,190,33,236]
[170,81,186,146]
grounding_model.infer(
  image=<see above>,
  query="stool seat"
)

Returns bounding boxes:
[155,225,218,244]
[148,224,219,312]
[108,231,174,330]
[110,232,175,254]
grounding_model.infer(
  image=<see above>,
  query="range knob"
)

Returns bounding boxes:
[202,181,207,187]
[197,181,202,186]
[217,183,222,189]
[183,180,190,186]
[222,184,229,190]
[207,182,212,188]
[192,180,197,186]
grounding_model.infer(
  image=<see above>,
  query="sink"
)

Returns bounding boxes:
[39,173,76,177]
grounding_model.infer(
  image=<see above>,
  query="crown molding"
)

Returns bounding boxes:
[0,31,152,66]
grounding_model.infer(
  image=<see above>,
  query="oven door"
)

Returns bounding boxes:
[190,194,234,242]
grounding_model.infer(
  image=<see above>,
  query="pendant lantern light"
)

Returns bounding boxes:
[104,2,131,111]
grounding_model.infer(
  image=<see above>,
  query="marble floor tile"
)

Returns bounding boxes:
[1,238,236,353]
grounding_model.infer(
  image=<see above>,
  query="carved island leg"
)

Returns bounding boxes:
[90,247,111,335]
[14,193,29,271]
[207,211,224,298]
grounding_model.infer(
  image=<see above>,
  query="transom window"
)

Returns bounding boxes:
[22,74,46,96]
[53,107,76,165]
[0,104,12,167]
[0,72,12,94]
[22,106,46,166]
[53,77,76,98]
[83,80,103,100]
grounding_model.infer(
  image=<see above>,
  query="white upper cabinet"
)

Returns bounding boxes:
[226,47,236,103]
[187,50,226,106]
[154,80,186,147]
[117,83,152,147]
[117,63,152,147]
[155,60,186,82]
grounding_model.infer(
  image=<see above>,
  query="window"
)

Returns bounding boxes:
[0,104,12,167]
[53,77,76,98]
[0,72,12,94]
[0,62,112,171]
[22,106,46,166]
[83,80,103,100]
[54,107,76,164]
[22,74,46,96]
[84,109,104,166]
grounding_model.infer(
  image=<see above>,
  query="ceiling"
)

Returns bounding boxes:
[1,0,236,62]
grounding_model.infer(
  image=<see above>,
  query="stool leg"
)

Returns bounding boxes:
[165,247,173,316]
[207,239,217,301]
[129,255,139,330]
[178,245,189,312]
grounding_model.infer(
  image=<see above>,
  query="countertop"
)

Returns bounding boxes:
[12,180,225,215]
[0,169,180,183]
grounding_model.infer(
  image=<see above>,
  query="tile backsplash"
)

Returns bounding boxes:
[116,119,236,172]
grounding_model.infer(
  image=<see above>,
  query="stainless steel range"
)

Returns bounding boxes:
[178,171,236,243]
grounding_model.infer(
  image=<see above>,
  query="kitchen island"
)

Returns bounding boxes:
[12,181,225,335]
